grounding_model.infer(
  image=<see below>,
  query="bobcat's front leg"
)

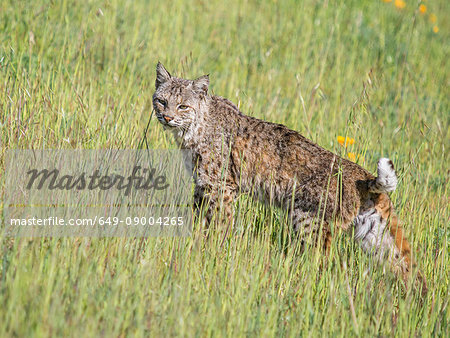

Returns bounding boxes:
[194,180,236,237]
[194,185,234,229]
[193,184,236,245]
[193,148,237,229]
[201,185,236,228]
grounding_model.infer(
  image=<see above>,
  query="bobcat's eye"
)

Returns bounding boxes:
[155,98,167,108]
[178,105,190,111]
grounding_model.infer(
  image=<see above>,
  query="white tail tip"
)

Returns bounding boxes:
[376,158,397,192]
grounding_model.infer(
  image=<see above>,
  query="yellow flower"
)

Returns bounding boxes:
[433,25,439,33]
[419,4,427,14]
[429,13,437,23]
[395,0,406,9]
[347,152,356,162]
[382,0,392,2]
[337,136,355,147]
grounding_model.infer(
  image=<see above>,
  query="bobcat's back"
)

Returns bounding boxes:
[199,95,374,225]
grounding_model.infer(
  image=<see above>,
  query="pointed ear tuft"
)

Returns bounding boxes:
[192,75,209,95]
[156,62,171,89]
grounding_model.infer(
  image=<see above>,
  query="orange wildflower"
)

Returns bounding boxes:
[347,153,356,162]
[419,4,427,14]
[337,136,355,147]
[395,0,406,9]
[433,26,439,33]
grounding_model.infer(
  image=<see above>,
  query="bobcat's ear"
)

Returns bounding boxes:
[192,75,209,95]
[156,62,171,89]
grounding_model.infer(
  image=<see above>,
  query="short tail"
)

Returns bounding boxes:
[369,158,398,193]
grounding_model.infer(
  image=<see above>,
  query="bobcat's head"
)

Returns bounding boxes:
[152,62,209,134]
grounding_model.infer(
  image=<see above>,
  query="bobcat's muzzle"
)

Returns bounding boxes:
[163,115,174,123]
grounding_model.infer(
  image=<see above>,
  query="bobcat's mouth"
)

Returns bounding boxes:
[155,113,175,127]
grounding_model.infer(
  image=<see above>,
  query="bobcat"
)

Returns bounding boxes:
[152,62,426,293]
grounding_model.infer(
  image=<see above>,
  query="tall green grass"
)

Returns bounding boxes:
[0,0,448,336]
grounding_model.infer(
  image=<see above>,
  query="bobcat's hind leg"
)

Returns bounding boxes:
[290,209,332,254]
[354,194,427,295]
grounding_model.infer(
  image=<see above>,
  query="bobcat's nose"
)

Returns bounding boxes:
[163,115,173,123]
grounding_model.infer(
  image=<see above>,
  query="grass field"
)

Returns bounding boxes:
[0,0,448,336]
